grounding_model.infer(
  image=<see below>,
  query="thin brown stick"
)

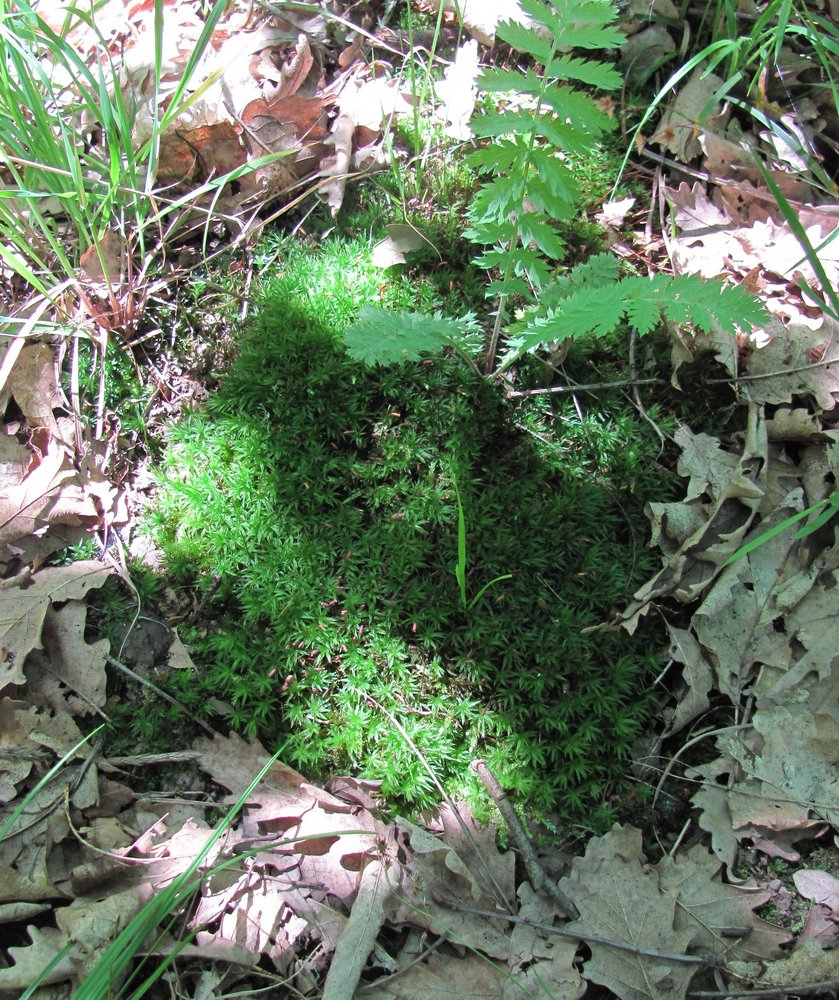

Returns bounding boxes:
[506,376,665,398]
[439,899,719,968]
[107,655,217,737]
[470,759,579,919]
[705,354,839,384]
[691,981,839,998]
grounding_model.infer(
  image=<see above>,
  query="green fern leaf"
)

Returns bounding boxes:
[547,54,623,89]
[557,283,627,335]
[624,292,661,335]
[477,67,545,96]
[518,213,566,258]
[539,89,615,136]
[471,109,541,138]
[466,140,525,175]
[530,149,579,201]
[344,307,473,366]
[536,115,600,154]
[516,0,624,49]
[496,19,554,61]
[468,175,523,223]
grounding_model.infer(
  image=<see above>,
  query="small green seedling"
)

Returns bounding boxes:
[723,490,839,566]
[453,475,512,610]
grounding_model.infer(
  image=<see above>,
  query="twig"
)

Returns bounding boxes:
[356,934,449,994]
[691,981,839,998]
[705,354,839,383]
[438,899,719,968]
[629,327,668,451]
[105,751,204,766]
[0,565,32,590]
[107,655,217,737]
[470,759,579,919]
[506,376,665,398]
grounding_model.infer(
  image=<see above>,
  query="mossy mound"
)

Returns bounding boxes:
[146,239,672,823]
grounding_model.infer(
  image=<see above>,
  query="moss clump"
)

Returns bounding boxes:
[145,236,673,823]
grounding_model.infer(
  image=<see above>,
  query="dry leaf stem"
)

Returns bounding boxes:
[439,899,719,968]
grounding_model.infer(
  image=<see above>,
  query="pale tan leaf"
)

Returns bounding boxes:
[742,317,839,409]
[322,860,397,1000]
[794,869,839,910]
[0,925,79,990]
[361,952,507,999]
[194,732,381,902]
[435,40,480,140]
[653,69,727,161]
[433,799,516,904]
[29,600,110,714]
[620,25,675,80]
[655,843,792,961]
[372,223,433,269]
[4,343,62,436]
[559,827,698,1000]
[663,626,713,736]
[422,0,529,46]
[0,561,111,692]
[391,819,512,959]
[503,882,585,1000]
[610,407,768,634]
[740,938,839,990]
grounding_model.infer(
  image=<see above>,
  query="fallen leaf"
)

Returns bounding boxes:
[0,561,111,692]
[655,843,792,961]
[435,40,480,139]
[794,869,839,910]
[560,826,698,1000]
[372,223,433,268]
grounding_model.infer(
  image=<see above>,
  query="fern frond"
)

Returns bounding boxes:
[467,0,620,317]
[547,54,623,89]
[501,270,768,368]
[515,0,625,48]
[496,19,555,61]
[343,308,478,366]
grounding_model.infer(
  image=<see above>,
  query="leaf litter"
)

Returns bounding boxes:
[2,0,839,997]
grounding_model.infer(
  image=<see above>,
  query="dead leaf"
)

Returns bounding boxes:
[361,952,508,999]
[0,925,80,990]
[504,882,585,1000]
[435,40,480,140]
[0,561,111,693]
[653,69,728,161]
[655,843,792,961]
[25,600,110,715]
[372,223,433,268]
[595,196,636,230]
[794,869,839,910]
[741,317,839,409]
[4,344,63,440]
[559,826,698,1000]
[620,25,676,81]
[609,407,768,634]
[392,819,512,958]
[421,0,529,46]
[432,799,516,905]
[662,626,713,735]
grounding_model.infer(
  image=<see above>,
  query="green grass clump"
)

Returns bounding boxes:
[146,235,672,823]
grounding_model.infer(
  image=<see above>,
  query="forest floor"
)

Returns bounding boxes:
[1,0,839,997]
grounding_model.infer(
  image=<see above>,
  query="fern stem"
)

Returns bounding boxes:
[482,25,562,373]
[483,292,508,372]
